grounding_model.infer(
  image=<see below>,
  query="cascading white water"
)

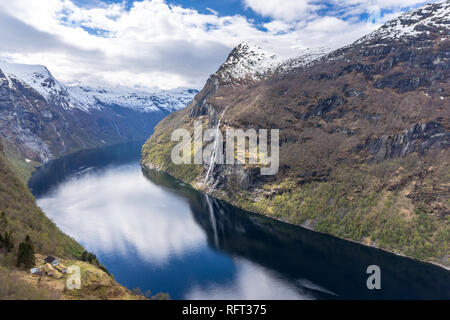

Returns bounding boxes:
[203,105,230,187]
[205,195,219,248]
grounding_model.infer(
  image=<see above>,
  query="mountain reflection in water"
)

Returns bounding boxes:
[29,142,450,299]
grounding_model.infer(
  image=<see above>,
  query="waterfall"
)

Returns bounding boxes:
[203,105,230,187]
[205,195,219,248]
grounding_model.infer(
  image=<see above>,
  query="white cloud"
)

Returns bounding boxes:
[185,259,314,300]
[184,258,337,300]
[243,0,319,21]
[244,0,434,21]
[0,0,435,89]
[37,164,206,266]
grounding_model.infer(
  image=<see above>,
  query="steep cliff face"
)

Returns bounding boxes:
[0,61,196,180]
[142,1,450,267]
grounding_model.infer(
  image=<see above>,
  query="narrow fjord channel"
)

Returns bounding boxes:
[28,142,450,299]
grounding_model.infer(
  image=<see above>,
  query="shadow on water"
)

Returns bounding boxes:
[143,168,450,300]
[28,141,145,197]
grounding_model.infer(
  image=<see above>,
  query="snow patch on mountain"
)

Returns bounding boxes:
[276,47,331,73]
[0,61,67,100]
[356,0,450,44]
[215,41,281,85]
[67,85,197,113]
[214,42,331,85]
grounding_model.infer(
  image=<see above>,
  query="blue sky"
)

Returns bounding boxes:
[0,0,436,89]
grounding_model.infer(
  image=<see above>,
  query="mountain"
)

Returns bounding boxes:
[142,1,450,267]
[211,41,330,87]
[0,61,197,179]
[0,62,183,299]
[0,60,196,180]
[275,47,331,73]
[67,85,196,113]
[214,41,281,86]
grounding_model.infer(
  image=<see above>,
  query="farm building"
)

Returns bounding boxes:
[55,264,67,274]
[43,263,55,276]
[30,267,42,275]
[44,256,59,266]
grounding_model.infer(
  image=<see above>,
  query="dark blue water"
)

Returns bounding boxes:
[29,142,450,299]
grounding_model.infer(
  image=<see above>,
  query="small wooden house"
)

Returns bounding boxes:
[44,256,59,267]
[30,267,42,275]
[55,264,67,274]
[43,263,55,276]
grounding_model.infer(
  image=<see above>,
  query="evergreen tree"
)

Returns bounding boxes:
[0,212,7,231]
[6,231,14,252]
[81,250,100,266]
[17,235,35,268]
[0,231,14,252]
[81,250,88,262]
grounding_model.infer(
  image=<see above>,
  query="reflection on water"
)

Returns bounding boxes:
[37,164,206,265]
[185,259,313,300]
[29,142,450,300]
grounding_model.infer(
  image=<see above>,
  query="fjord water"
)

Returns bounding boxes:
[28,142,450,299]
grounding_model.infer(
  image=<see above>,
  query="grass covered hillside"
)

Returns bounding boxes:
[0,142,84,261]
[0,140,81,299]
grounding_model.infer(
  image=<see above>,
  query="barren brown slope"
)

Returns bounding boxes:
[142,1,450,267]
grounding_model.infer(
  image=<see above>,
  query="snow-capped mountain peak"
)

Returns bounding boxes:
[214,42,332,85]
[215,41,281,85]
[0,61,68,101]
[0,60,197,113]
[67,85,197,113]
[356,0,450,44]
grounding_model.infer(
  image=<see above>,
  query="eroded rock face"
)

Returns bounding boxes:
[363,122,450,162]
[189,75,219,118]
[201,163,263,192]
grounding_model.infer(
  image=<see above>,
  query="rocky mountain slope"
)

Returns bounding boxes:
[0,61,196,180]
[142,1,450,267]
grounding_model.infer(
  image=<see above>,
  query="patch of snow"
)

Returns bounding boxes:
[67,85,196,113]
[0,61,94,112]
[215,41,331,85]
[0,61,66,99]
[276,47,331,73]
[355,1,450,44]
[216,41,281,85]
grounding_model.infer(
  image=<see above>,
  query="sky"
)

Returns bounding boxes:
[0,0,437,90]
